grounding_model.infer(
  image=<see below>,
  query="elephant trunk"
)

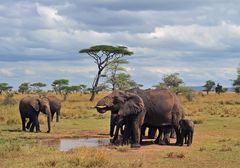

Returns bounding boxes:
[56,111,59,122]
[110,114,117,137]
[46,109,51,133]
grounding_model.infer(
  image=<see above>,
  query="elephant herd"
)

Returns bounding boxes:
[19,96,61,133]
[18,88,194,148]
[96,88,195,148]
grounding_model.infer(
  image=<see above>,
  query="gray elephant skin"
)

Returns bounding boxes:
[98,92,146,148]
[179,119,194,146]
[19,96,51,133]
[96,88,185,145]
[47,96,61,122]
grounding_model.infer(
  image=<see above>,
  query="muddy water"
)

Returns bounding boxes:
[58,138,110,151]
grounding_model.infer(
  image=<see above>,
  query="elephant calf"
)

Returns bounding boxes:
[179,119,194,146]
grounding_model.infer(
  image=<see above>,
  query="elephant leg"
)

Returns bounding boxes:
[21,115,26,131]
[56,111,59,122]
[154,127,164,145]
[51,112,54,122]
[179,132,184,146]
[163,126,171,145]
[174,126,181,145]
[184,134,188,144]
[26,119,32,130]
[32,115,40,133]
[148,127,157,139]
[122,122,131,145]
[141,125,147,137]
[187,132,193,146]
[131,125,141,148]
[170,128,176,138]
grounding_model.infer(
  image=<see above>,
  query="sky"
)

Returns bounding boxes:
[0,0,240,89]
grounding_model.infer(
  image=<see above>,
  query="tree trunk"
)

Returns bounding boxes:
[89,70,102,101]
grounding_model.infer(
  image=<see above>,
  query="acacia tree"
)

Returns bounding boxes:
[203,80,215,95]
[51,79,69,94]
[30,82,46,93]
[153,73,184,89]
[18,82,31,94]
[114,73,143,91]
[0,83,13,94]
[79,45,133,101]
[104,59,129,91]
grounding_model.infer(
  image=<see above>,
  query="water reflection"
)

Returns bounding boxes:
[59,138,110,151]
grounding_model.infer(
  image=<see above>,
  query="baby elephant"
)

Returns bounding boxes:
[179,119,194,146]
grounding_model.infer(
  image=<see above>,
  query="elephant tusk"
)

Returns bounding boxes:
[96,105,107,108]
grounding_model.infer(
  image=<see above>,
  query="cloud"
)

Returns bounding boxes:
[0,68,15,77]
[0,0,239,88]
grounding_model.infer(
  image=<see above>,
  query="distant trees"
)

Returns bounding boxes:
[79,45,134,101]
[0,83,13,94]
[153,73,184,89]
[18,82,31,94]
[30,82,46,93]
[203,80,215,95]
[51,79,69,94]
[103,59,142,91]
[153,73,194,101]
[233,64,240,93]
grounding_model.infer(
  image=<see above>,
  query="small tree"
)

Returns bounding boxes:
[114,73,143,91]
[233,64,240,93]
[0,83,13,94]
[203,80,215,95]
[104,59,129,91]
[30,82,47,93]
[18,82,31,94]
[79,45,133,101]
[154,73,184,89]
[51,79,69,94]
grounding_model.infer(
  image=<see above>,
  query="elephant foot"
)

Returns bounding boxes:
[47,130,51,133]
[131,143,141,148]
[157,140,166,145]
[36,130,41,133]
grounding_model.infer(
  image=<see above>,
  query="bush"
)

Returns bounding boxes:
[2,94,17,105]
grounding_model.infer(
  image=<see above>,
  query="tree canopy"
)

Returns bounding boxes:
[203,80,215,95]
[79,45,134,101]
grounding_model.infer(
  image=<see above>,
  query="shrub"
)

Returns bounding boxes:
[2,94,17,105]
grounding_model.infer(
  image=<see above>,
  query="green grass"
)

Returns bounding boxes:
[0,92,240,168]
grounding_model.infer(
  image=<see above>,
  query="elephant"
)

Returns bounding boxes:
[96,88,185,145]
[25,95,61,129]
[46,96,61,122]
[97,92,146,148]
[19,96,51,133]
[179,119,194,146]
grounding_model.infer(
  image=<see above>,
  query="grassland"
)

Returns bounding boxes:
[0,92,240,168]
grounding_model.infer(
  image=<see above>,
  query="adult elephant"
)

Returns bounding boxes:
[46,96,61,122]
[19,96,51,133]
[96,88,185,145]
[98,92,146,148]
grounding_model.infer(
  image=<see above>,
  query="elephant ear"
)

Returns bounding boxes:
[119,95,144,116]
[30,98,40,112]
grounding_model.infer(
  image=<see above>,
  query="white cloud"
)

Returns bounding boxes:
[0,68,14,77]
[143,67,191,75]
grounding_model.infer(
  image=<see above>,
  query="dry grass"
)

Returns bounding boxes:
[0,91,240,168]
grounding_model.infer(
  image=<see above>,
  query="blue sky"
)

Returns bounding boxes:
[0,0,239,89]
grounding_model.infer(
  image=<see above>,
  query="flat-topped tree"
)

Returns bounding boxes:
[79,45,133,101]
